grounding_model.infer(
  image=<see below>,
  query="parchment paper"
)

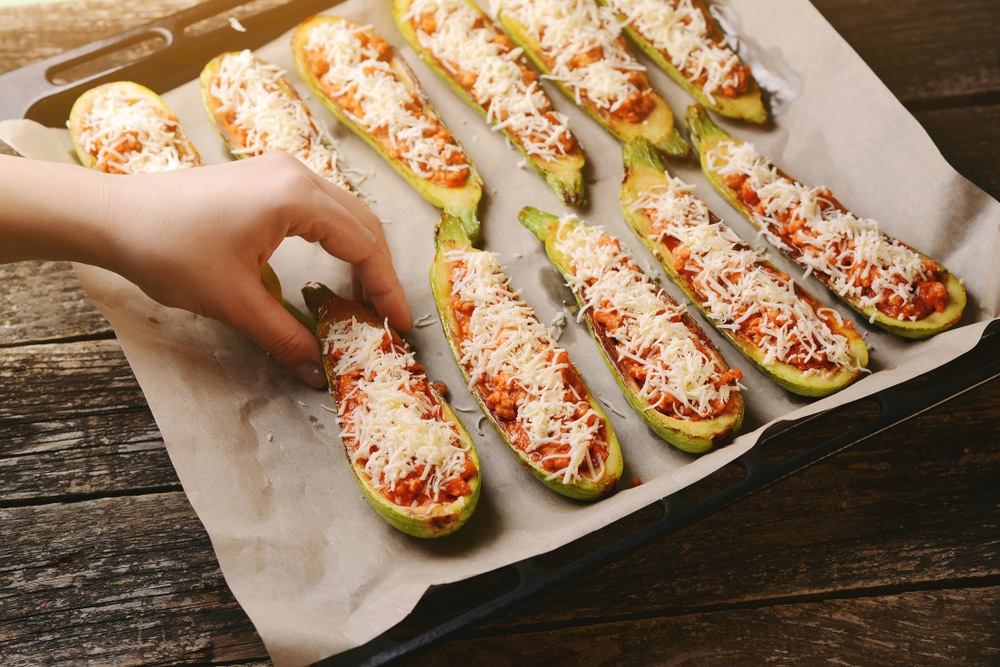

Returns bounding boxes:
[3,1,999,664]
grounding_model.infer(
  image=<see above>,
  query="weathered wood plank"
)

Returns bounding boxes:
[0,340,178,502]
[397,586,1000,666]
[914,105,1000,199]
[810,0,1000,104]
[0,260,112,346]
[0,492,268,666]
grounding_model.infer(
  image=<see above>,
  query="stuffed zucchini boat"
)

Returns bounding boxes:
[685,104,966,339]
[490,0,689,158]
[394,0,587,207]
[621,137,868,397]
[519,207,744,452]
[430,213,623,500]
[303,282,481,538]
[69,80,202,173]
[292,15,484,243]
[601,0,766,123]
[200,49,355,192]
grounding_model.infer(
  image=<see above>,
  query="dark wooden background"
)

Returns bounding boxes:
[1,1,998,665]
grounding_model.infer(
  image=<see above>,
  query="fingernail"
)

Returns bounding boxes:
[295,362,327,389]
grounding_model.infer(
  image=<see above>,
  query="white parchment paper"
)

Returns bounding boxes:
[3,1,999,664]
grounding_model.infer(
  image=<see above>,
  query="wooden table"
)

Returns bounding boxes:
[1,1,998,664]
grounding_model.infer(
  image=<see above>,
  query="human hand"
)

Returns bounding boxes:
[97,152,412,387]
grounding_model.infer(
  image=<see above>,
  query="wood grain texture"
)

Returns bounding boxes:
[0,1,997,666]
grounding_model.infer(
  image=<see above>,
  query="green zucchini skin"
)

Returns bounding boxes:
[292,14,484,245]
[600,0,767,124]
[303,282,481,538]
[430,214,623,500]
[620,137,869,398]
[685,104,966,339]
[392,0,587,207]
[518,206,743,453]
[493,4,689,159]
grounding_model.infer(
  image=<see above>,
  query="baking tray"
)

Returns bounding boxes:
[2,1,997,664]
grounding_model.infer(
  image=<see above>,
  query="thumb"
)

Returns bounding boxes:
[225,281,327,388]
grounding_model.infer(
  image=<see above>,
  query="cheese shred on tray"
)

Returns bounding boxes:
[490,0,657,123]
[203,49,354,190]
[298,18,471,188]
[399,0,578,163]
[444,248,612,486]
[633,178,865,375]
[325,316,477,507]
[708,141,950,323]
[554,218,743,418]
[604,0,751,103]
[72,84,202,174]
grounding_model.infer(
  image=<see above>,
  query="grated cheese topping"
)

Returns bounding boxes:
[708,140,941,322]
[324,316,473,505]
[401,0,577,162]
[490,0,652,118]
[633,177,864,375]
[301,18,470,186]
[444,247,609,485]
[553,217,739,417]
[207,49,353,190]
[604,0,748,102]
[75,86,201,174]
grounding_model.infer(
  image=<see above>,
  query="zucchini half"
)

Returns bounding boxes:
[685,104,966,339]
[620,137,868,397]
[68,80,202,171]
[199,49,355,193]
[392,0,587,207]
[493,0,689,159]
[303,282,481,538]
[601,0,767,123]
[429,213,623,500]
[292,14,484,244]
[519,206,744,453]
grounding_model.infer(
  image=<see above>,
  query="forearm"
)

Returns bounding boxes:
[0,154,119,267]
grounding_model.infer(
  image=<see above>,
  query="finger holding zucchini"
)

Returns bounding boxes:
[393,0,588,207]
[292,15,485,244]
[303,282,481,538]
[620,137,869,397]
[430,213,623,500]
[685,103,966,339]
[519,206,743,453]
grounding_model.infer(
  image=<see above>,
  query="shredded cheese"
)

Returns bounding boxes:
[633,177,864,375]
[207,49,354,190]
[300,18,471,187]
[400,0,577,163]
[490,0,654,120]
[708,140,942,322]
[324,316,473,505]
[74,86,201,174]
[604,0,749,102]
[444,247,609,485]
[553,217,739,418]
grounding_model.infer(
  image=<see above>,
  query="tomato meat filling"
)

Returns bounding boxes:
[326,317,477,507]
[550,220,742,418]
[443,248,611,484]
[709,141,950,322]
[300,18,471,189]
